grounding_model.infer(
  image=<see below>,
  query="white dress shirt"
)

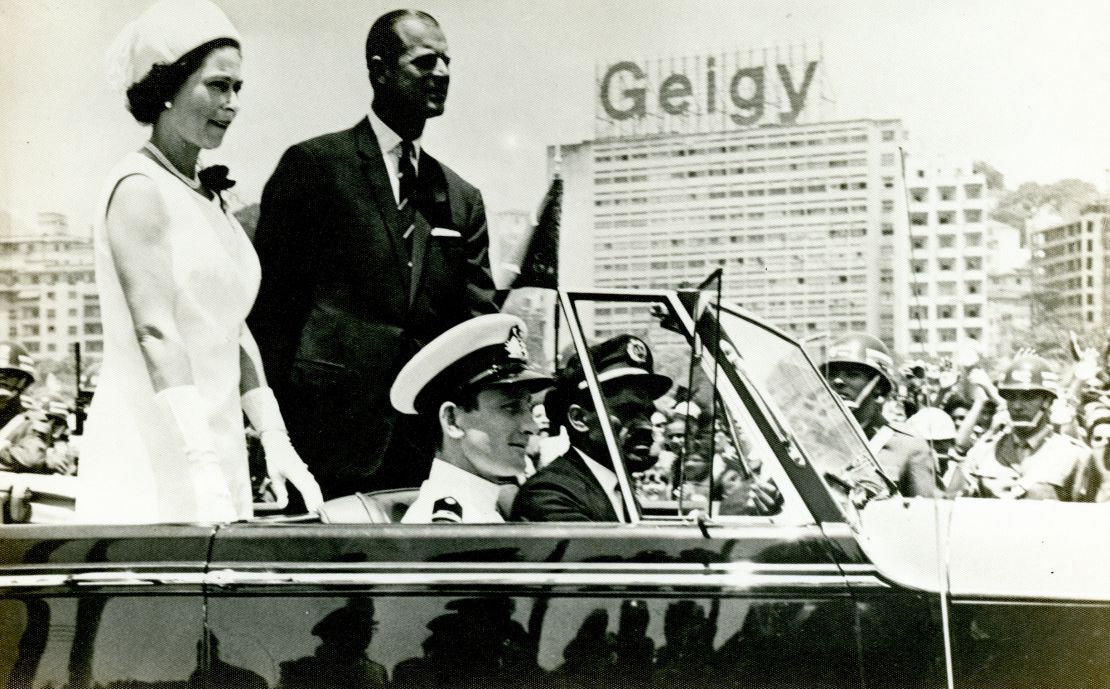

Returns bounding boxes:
[366,107,421,205]
[576,448,627,522]
[402,459,505,524]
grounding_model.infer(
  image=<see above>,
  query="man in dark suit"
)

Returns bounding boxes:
[248,10,496,500]
[511,335,672,522]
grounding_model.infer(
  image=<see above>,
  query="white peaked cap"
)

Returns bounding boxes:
[106,0,241,92]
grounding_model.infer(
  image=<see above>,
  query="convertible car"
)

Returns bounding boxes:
[1,282,1108,689]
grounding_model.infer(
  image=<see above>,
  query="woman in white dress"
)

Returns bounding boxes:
[78,0,322,523]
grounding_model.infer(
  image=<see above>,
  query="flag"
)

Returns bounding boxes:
[496,176,561,306]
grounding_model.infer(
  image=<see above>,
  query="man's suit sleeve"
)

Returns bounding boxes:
[463,191,497,317]
[247,144,326,394]
[511,477,594,522]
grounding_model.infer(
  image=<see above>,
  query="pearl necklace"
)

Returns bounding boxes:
[142,142,202,191]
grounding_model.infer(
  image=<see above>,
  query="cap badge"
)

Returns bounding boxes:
[505,325,529,361]
[627,338,648,364]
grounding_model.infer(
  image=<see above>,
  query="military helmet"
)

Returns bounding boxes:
[907,406,957,441]
[0,342,35,386]
[822,334,897,395]
[996,355,1058,396]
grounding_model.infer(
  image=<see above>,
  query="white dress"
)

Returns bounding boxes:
[77,153,259,523]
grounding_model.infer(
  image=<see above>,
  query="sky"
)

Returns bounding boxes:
[2,0,1110,233]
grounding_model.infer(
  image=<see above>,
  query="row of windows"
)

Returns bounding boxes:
[0,241,89,254]
[910,256,984,272]
[2,272,95,286]
[16,339,102,354]
[593,133,878,163]
[910,281,983,297]
[1040,257,1094,276]
[910,327,983,344]
[908,303,983,320]
[910,232,983,250]
[909,209,984,225]
[908,184,984,202]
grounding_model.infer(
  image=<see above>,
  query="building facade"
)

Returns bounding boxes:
[0,212,101,363]
[894,159,1026,361]
[1031,201,1110,335]
[555,118,909,346]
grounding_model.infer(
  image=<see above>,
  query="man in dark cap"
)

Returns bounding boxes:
[278,600,386,688]
[390,314,553,523]
[511,335,672,522]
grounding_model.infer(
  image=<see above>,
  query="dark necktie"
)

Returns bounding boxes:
[398,140,417,255]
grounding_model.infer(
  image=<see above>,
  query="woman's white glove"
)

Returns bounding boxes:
[241,387,323,512]
[155,386,237,522]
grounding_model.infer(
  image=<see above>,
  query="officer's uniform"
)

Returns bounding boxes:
[868,422,937,498]
[390,314,553,524]
[401,459,506,523]
[965,425,1090,500]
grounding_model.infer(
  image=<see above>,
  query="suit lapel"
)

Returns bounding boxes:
[566,451,620,522]
[354,119,411,284]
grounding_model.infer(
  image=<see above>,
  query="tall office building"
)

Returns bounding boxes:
[555,118,909,345]
[894,158,1025,360]
[0,212,101,362]
[553,46,915,347]
[1031,200,1110,334]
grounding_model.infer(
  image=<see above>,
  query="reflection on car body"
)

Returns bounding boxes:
[1,285,1108,688]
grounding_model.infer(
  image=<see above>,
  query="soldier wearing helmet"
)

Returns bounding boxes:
[963,354,1090,500]
[821,334,936,497]
[0,342,58,478]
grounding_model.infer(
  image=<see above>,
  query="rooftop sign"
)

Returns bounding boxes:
[595,45,827,137]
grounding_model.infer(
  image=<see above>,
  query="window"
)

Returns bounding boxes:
[939,186,956,201]
[939,234,955,248]
[938,211,955,224]
[937,305,955,319]
[938,281,957,296]
[912,237,927,250]
[965,327,982,340]
[939,328,957,343]
[965,233,982,247]
[910,213,928,226]
[964,209,982,223]
[909,306,928,319]
[910,188,928,202]
[965,256,982,271]
[938,258,955,271]
[966,280,982,295]
[964,304,981,318]
[912,260,927,274]
[911,329,927,344]
[964,184,982,199]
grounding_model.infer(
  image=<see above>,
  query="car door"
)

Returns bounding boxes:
[945,497,1110,688]
[715,300,950,689]
[0,524,214,689]
[201,288,863,688]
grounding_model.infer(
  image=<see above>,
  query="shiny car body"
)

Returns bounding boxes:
[1,285,1107,689]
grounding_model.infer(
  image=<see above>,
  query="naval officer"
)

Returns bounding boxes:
[390,314,553,523]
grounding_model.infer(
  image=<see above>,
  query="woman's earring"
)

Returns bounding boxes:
[163,101,173,110]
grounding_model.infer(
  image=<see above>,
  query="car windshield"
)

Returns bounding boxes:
[715,305,892,509]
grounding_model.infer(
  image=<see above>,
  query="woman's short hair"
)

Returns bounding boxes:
[126,37,239,124]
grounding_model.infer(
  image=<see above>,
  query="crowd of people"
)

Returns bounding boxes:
[830,333,1110,503]
[2,0,1108,524]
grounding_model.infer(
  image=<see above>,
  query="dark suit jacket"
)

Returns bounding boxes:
[248,118,496,498]
[511,449,620,522]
